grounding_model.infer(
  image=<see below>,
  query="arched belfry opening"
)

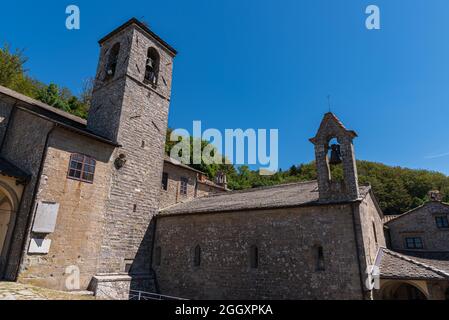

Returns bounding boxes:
[310,113,360,202]
[144,47,160,85]
[327,137,344,182]
[104,42,121,80]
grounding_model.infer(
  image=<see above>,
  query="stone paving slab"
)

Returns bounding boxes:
[0,282,96,300]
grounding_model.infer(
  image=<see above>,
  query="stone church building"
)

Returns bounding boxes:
[0,18,448,300]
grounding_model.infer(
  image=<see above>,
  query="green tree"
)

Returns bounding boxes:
[0,44,91,119]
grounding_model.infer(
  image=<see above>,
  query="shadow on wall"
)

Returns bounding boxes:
[129,219,158,293]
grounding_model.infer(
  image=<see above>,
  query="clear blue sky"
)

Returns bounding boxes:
[1,0,449,174]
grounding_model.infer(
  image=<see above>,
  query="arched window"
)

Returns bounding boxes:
[144,47,160,85]
[250,245,259,269]
[315,246,325,271]
[154,246,161,266]
[194,245,201,267]
[105,43,121,80]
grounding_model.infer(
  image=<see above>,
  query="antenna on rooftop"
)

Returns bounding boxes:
[140,16,149,27]
[327,94,332,113]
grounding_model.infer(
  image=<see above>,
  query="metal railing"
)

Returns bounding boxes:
[129,290,188,301]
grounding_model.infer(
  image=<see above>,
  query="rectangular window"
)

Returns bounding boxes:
[250,245,259,269]
[436,216,449,229]
[154,247,161,267]
[180,177,188,195]
[161,172,168,191]
[124,259,133,274]
[67,154,96,183]
[316,246,325,271]
[372,222,378,245]
[405,237,424,249]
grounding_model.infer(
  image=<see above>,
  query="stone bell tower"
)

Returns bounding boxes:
[310,113,360,202]
[87,18,177,285]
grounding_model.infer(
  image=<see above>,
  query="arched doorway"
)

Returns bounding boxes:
[381,282,428,300]
[379,280,428,300]
[0,181,19,277]
[393,283,427,300]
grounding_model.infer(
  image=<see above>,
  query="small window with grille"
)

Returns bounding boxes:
[161,172,169,191]
[67,154,96,183]
[180,177,188,195]
[436,216,449,229]
[405,237,424,249]
[250,245,259,269]
[316,246,325,271]
[194,245,201,267]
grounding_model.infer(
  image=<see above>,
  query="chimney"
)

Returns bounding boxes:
[215,171,228,189]
[429,190,443,202]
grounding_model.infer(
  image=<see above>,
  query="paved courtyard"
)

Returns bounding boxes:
[0,282,96,300]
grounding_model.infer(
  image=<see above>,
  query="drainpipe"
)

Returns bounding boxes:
[194,174,198,198]
[350,202,367,300]
[14,124,56,280]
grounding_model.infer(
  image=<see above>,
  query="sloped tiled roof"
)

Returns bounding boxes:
[382,215,402,224]
[384,201,449,225]
[395,251,449,274]
[0,85,119,146]
[164,156,205,174]
[160,181,371,215]
[380,248,449,280]
[310,112,358,144]
[98,18,177,55]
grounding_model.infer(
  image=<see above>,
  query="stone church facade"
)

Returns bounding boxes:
[0,18,448,300]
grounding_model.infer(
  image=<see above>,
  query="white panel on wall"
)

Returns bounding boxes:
[32,202,60,233]
[28,238,52,254]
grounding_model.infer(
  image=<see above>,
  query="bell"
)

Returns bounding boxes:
[146,57,154,69]
[329,144,342,165]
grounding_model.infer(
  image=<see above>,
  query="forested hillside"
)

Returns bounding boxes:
[166,128,449,215]
[225,161,449,215]
[2,44,448,216]
[0,44,91,118]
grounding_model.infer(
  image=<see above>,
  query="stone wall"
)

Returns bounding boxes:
[196,181,227,199]
[311,114,360,203]
[159,161,228,209]
[159,162,198,209]
[17,127,114,291]
[357,192,386,267]
[90,24,175,277]
[153,204,365,300]
[387,201,449,251]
